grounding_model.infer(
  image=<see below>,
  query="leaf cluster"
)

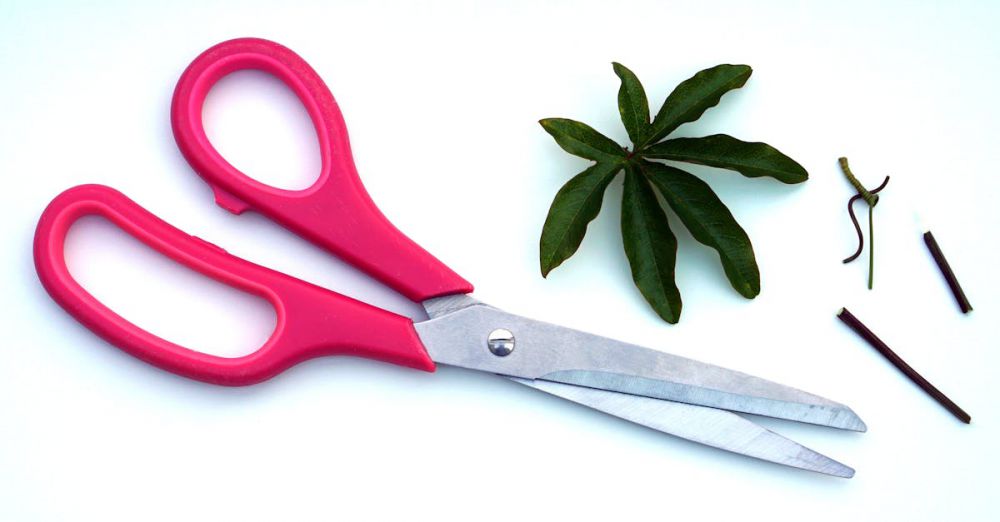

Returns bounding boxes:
[539,63,807,323]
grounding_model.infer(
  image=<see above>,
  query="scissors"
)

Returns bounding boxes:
[33,38,865,477]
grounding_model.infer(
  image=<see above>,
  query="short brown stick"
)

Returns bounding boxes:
[923,231,973,314]
[837,307,971,424]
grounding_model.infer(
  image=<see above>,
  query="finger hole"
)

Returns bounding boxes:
[65,216,277,358]
[202,69,321,191]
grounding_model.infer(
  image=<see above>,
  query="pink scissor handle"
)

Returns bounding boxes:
[34,185,436,386]
[171,38,473,302]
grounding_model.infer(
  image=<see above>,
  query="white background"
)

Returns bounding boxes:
[2,1,997,520]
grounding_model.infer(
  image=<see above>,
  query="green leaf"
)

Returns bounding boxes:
[612,62,650,144]
[537,61,807,324]
[540,161,623,276]
[645,64,752,146]
[640,161,760,298]
[621,164,682,323]
[539,118,626,163]
[644,134,808,184]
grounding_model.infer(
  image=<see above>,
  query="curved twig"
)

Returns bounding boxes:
[842,176,890,264]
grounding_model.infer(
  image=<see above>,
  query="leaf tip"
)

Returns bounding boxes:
[538,118,559,138]
[540,251,559,278]
[739,284,760,299]
[785,164,809,184]
[658,308,681,324]
[728,64,752,79]
[612,62,635,79]
[714,63,753,88]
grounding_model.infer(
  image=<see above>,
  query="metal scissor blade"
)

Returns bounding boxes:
[537,370,866,432]
[512,377,855,478]
[418,297,866,431]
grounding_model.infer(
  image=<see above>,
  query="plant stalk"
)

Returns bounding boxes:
[838,157,887,290]
[839,157,878,207]
[867,206,874,290]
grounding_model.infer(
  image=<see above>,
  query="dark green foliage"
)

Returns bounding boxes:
[539,63,806,323]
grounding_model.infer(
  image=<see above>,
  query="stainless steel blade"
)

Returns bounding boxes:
[513,377,855,478]
[419,296,866,431]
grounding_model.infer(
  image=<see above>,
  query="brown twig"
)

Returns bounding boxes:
[923,231,973,314]
[837,307,971,424]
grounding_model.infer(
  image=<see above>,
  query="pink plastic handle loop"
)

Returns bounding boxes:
[33,185,436,386]
[171,38,472,302]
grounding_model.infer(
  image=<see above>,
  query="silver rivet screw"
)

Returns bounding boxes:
[487,329,515,357]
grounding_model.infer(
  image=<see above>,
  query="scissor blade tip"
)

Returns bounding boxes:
[827,462,856,479]
[807,404,867,432]
[794,451,856,479]
[837,408,868,432]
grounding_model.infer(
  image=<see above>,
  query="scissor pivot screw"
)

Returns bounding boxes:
[487,329,515,356]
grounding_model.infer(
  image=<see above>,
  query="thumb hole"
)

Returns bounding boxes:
[202,69,321,191]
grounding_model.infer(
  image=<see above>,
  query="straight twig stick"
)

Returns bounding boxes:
[923,231,973,314]
[837,307,971,424]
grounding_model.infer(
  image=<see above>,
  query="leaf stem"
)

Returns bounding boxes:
[839,157,878,207]
[839,157,889,289]
[842,177,890,263]
[868,205,874,290]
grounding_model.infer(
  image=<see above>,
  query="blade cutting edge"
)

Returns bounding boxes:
[513,377,855,478]
[417,299,866,431]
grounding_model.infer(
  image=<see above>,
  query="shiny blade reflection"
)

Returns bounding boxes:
[418,298,866,431]
[514,377,855,478]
